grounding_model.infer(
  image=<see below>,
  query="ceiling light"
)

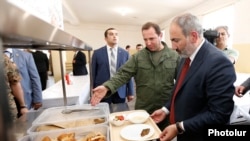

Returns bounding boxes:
[115,7,133,16]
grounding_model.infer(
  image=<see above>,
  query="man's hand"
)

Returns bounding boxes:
[235,86,245,97]
[32,102,42,110]
[159,124,178,141]
[126,95,134,102]
[90,86,108,106]
[150,108,167,124]
[20,108,29,116]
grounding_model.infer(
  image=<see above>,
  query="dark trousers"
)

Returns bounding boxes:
[39,71,48,90]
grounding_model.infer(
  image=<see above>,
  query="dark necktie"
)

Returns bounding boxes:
[110,48,116,77]
[169,58,191,124]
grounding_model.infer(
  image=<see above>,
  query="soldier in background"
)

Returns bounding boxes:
[3,54,28,121]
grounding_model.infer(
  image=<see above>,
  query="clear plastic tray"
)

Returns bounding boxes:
[27,115,108,134]
[19,125,109,141]
[32,103,109,126]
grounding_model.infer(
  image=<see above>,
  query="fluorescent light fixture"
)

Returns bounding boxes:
[115,7,133,16]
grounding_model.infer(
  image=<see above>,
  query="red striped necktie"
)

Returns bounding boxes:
[169,58,191,124]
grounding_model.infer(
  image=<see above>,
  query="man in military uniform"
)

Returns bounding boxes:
[3,54,28,121]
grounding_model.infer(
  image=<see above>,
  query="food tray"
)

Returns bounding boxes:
[109,110,162,141]
[32,103,109,126]
[19,125,109,141]
[27,116,107,134]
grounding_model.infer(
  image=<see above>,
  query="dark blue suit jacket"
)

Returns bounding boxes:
[91,46,134,98]
[165,40,236,141]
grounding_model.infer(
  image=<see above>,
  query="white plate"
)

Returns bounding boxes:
[127,111,149,124]
[120,124,155,141]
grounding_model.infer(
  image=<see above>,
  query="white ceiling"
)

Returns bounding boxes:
[62,0,207,26]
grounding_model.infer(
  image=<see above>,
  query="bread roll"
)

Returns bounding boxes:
[57,132,76,141]
[42,136,52,141]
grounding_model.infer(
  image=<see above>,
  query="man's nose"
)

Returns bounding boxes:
[171,44,177,49]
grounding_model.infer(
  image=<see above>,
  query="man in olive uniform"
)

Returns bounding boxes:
[3,54,28,121]
[91,22,180,130]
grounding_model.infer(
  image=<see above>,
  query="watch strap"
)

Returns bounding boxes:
[20,105,27,109]
[176,122,184,134]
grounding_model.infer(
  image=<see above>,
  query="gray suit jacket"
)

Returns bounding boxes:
[241,77,250,93]
[12,49,42,109]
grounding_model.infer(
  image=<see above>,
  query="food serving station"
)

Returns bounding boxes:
[0,1,162,140]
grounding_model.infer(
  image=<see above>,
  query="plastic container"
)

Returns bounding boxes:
[32,103,109,125]
[19,125,109,141]
[28,103,109,134]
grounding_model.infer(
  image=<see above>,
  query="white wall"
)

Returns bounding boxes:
[161,0,241,46]
[233,0,250,44]
[64,23,144,50]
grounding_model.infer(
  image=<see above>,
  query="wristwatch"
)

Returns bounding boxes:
[176,122,184,134]
[20,105,27,109]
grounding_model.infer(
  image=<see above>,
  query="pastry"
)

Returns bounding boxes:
[140,128,150,137]
[42,136,52,141]
[81,132,106,141]
[57,132,76,141]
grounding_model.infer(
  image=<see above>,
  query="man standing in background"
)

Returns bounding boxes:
[136,43,143,51]
[32,50,49,90]
[3,54,28,120]
[91,27,134,105]
[6,48,42,115]
[215,26,239,64]
[125,45,131,52]
[72,50,88,76]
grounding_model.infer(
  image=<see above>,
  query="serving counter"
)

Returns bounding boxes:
[14,103,130,140]
[42,74,90,108]
[0,0,94,139]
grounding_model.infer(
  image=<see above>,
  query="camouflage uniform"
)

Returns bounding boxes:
[3,54,21,121]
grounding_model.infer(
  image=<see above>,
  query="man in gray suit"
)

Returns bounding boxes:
[6,48,42,115]
[235,77,250,97]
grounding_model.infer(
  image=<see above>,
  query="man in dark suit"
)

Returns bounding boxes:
[151,13,236,141]
[72,50,88,76]
[91,27,134,104]
[32,50,49,90]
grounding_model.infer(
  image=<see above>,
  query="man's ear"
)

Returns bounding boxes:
[190,31,198,43]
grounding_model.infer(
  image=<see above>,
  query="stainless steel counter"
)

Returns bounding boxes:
[14,103,130,140]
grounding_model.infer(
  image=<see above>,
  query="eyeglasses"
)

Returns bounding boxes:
[218,32,227,36]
